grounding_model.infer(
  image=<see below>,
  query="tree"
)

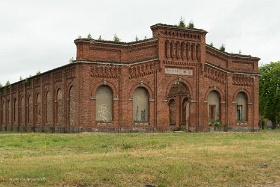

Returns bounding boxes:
[5,80,10,88]
[98,35,103,40]
[178,17,186,28]
[187,21,194,29]
[135,35,139,41]
[219,44,225,52]
[87,33,92,39]
[113,34,120,42]
[259,61,280,129]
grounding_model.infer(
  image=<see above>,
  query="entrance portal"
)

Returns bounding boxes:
[168,82,190,130]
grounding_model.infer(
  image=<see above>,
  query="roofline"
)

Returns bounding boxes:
[74,38,158,46]
[206,44,260,61]
[150,23,208,34]
[206,62,261,76]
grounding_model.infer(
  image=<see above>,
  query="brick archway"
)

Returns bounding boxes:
[167,81,190,130]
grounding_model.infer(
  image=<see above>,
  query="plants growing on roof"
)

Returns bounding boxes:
[219,44,225,52]
[87,33,92,39]
[113,34,120,42]
[98,35,103,40]
[69,57,74,64]
[5,80,10,88]
[178,17,186,28]
[187,21,195,29]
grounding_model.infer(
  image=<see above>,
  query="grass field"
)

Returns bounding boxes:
[0,130,279,187]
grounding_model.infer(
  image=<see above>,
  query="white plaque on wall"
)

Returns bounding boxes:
[165,68,193,75]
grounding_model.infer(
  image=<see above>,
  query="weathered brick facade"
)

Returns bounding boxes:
[0,23,260,132]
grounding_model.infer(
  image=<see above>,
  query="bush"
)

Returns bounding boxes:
[219,44,225,52]
[87,33,92,39]
[113,34,120,42]
[209,119,222,128]
[187,21,194,29]
[178,17,186,28]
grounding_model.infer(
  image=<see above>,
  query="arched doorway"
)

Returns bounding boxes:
[168,81,190,130]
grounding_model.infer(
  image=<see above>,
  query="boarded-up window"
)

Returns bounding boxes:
[28,95,32,124]
[2,101,5,125]
[133,87,149,122]
[20,96,24,126]
[69,87,77,126]
[7,100,10,125]
[36,93,41,124]
[13,98,17,124]
[236,92,247,121]
[96,86,113,121]
[207,91,220,120]
[57,89,63,125]
[46,91,52,125]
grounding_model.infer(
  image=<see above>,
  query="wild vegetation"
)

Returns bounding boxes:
[0,130,279,187]
[259,61,280,129]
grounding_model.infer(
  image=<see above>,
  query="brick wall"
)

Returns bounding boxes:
[0,23,260,132]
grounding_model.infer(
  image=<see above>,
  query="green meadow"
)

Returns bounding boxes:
[0,130,279,187]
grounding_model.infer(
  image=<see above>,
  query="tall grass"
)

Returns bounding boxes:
[0,130,279,186]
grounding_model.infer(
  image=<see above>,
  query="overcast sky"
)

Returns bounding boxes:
[0,0,279,85]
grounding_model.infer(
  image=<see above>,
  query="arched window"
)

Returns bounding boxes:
[13,98,17,124]
[96,86,113,121]
[207,91,220,121]
[7,100,10,125]
[46,91,51,125]
[133,87,149,122]
[56,89,63,125]
[36,93,41,124]
[2,101,5,125]
[69,87,77,126]
[28,95,32,124]
[20,96,24,126]
[236,92,247,121]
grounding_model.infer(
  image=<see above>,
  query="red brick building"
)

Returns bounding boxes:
[0,23,260,132]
